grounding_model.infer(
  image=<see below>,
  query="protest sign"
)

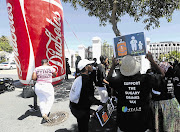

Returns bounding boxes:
[96,98,115,127]
[114,32,146,58]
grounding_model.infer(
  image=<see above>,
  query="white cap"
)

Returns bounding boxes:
[120,55,141,76]
[78,59,94,71]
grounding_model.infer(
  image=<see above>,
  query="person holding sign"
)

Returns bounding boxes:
[107,52,164,132]
[69,59,103,132]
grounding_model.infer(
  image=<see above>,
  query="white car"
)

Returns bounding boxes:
[0,62,17,70]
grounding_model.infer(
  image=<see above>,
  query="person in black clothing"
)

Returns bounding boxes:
[146,67,164,132]
[69,59,103,132]
[65,58,71,80]
[75,56,81,78]
[152,61,180,132]
[96,55,109,110]
[93,58,98,67]
[107,52,164,132]
[174,63,180,103]
[91,58,98,86]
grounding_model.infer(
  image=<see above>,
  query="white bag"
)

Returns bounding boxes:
[69,76,82,103]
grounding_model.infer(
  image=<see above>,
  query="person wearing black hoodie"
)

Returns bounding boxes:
[69,59,103,132]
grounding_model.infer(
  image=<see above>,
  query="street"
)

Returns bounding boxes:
[0,69,19,80]
[0,69,117,132]
[0,69,78,132]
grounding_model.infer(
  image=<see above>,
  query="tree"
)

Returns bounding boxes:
[62,0,180,36]
[159,51,180,62]
[0,36,13,53]
[101,41,114,66]
[101,41,113,58]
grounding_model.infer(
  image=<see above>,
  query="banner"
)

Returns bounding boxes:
[114,32,146,58]
[6,0,65,85]
[96,98,115,127]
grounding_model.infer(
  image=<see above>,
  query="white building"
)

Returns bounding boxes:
[92,36,102,64]
[148,41,180,61]
[78,45,86,59]
[65,49,76,68]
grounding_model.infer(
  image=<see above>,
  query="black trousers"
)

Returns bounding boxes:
[70,105,90,132]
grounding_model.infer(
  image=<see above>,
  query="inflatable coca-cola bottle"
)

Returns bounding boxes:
[6,0,65,85]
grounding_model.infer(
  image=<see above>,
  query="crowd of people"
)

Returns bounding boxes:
[32,53,180,132]
[69,52,180,132]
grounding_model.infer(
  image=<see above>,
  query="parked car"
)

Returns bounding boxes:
[0,61,16,70]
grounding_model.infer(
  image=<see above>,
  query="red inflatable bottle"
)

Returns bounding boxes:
[6,0,65,85]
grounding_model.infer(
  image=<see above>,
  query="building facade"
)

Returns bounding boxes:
[148,41,180,61]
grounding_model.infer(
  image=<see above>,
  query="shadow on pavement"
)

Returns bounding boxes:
[55,124,78,132]
[54,78,74,102]
[55,111,117,132]
[18,105,41,120]
[16,78,75,122]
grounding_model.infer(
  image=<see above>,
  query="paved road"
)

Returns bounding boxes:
[0,69,19,80]
[0,73,78,132]
[0,69,117,132]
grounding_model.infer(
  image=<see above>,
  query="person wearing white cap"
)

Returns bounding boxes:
[69,59,103,132]
[107,52,164,132]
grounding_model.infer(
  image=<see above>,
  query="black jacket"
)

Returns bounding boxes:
[96,64,106,87]
[70,74,102,110]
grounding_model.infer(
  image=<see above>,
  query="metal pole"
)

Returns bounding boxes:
[109,45,110,58]
[176,45,177,60]
[33,81,38,110]
[34,93,38,110]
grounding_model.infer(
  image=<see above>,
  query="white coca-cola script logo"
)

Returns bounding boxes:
[45,11,64,74]
[7,3,22,76]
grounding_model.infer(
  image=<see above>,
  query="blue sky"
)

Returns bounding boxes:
[0,0,180,51]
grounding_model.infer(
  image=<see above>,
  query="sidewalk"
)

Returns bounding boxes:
[0,72,117,132]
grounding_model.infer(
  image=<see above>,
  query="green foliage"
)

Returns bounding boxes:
[159,51,180,62]
[62,0,180,36]
[101,41,113,58]
[0,36,13,53]
[101,41,114,65]
[0,58,6,63]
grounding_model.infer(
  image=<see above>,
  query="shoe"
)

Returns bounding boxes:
[42,114,52,123]
[28,108,39,112]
